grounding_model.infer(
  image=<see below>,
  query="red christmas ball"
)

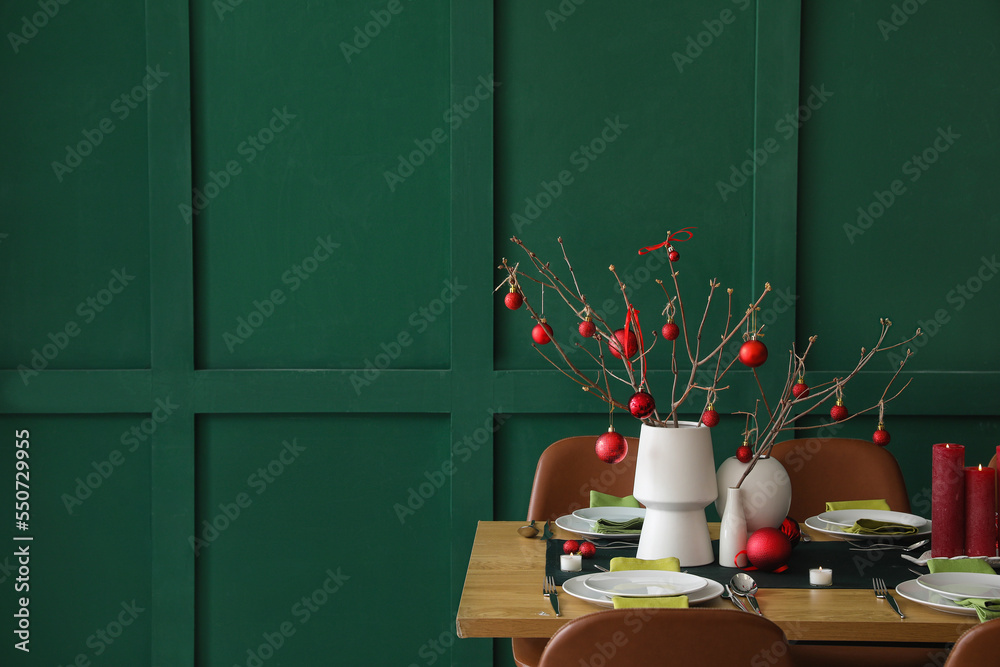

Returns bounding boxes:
[780,517,801,548]
[746,527,792,572]
[792,380,809,399]
[873,426,891,447]
[736,445,753,463]
[579,541,596,558]
[504,289,523,310]
[668,249,680,262]
[563,540,580,555]
[608,328,639,359]
[595,429,628,464]
[628,391,656,419]
[738,339,768,367]
[701,406,720,427]
[830,401,848,421]
[661,321,680,341]
[579,318,596,338]
[532,321,553,344]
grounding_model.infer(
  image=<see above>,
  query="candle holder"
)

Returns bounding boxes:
[809,567,833,587]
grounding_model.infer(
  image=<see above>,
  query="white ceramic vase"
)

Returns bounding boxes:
[632,422,717,566]
[715,455,792,533]
[718,487,749,568]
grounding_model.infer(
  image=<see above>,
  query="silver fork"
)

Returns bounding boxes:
[873,577,905,619]
[544,575,560,616]
[849,538,929,552]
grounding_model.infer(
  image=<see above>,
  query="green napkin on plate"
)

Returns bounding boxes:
[595,517,643,534]
[955,598,1000,622]
[927,558,997,575]
[845,518,918,535]
[613,595,688,609]
[610,556,680,572]
[825,499,891,512]
[590,491,642,508]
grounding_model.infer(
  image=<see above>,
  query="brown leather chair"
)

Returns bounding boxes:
[942,618,1000,666]
[538,608,794,667]
[513,435,639,667]
[769,437,910,522]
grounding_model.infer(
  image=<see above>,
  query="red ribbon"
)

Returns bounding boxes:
[637,227,696,255]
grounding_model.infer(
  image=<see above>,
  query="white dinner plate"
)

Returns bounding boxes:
[572,507,646,523]
[582,570,708,598]
[894,579,977,616]
[554,514,641,541]
[816,509,926,529]
[803,515,932,541]
[916,572,1000,601]
[901,549,1000,568]
[562,573,723,608]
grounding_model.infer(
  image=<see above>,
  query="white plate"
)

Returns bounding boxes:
[563,573,723,608]
[804,515,932,541]
[816,509,926,529]
[555,514,641,541]
[572,507,646,523]
[582,570,708,598]
[901,549,1000,568]
[916,572,1000,601]
[895,579,977,616]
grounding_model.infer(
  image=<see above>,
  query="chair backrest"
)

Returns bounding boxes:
[769,437,910,522]
[537,608,794,667]
[942,618,1000,667]
[526,435,640,521]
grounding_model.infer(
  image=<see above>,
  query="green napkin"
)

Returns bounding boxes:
[590,491,641,508]
[845,519,918,535]
[927,558,997,575]
[825,499,891,512]
[610,556,680,572]
[595,517,644,534]
[955,598,1000,622]
[613,595,688,609]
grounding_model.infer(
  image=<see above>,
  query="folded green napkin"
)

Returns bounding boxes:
[927,558,997,575]
[610,556,680,572]
[825,499,891,512]
[595,517,644,534]
[590,491,642,508]
[613,595,688,609]
[955,598,1000,622]
[845,519,918,535]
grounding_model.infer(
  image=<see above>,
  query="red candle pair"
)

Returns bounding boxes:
[931,443,998,557]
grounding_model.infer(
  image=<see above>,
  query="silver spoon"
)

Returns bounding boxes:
[517,520,539,538]
[722,584,749,612]
[730,572,763,615]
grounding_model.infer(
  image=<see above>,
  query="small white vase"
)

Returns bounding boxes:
[719,487,749,568]
[632,422,717,566]
[715,455,792,532]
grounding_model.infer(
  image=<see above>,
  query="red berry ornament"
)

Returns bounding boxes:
[661,319,680,341]
[873,422,891,447]
[736,444,752,463]
[701,403,720,427]
[578,541,596,558]
[608,328,639,359]
[668,248,680,262]
[738,339,768,367]
[563,540,580,555]
[628,391,656,419]
[792,378,809,399]
[532,319,553,344]
[745,527,792,572]
[595,426,628,464]
[579,317,596,338]
[504,287,523,310]
[830,398,848,421]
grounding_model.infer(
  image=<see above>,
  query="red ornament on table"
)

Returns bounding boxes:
[780,517,801,548]
[578,541,596,559]
[964,464,996,557]
[563,540,580,555]
[791,378,809,399]
[504,287,523,310]
[628,391,656,419]
[872,422,890,447]
[745,527,792,572]
[829,399,848,422]
[608,328,639,359]
[701,403,720,427]
[532,319,553,344]
[661,319,680,341]
[736,444,752,463]
[579,317,596,338]
[738,339,768,367]
[595,426,628,464]
[931,443,965,557]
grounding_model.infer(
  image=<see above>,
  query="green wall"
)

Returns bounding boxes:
[1,1,997,666]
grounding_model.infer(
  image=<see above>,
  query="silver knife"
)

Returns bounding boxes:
[884,591,905,619]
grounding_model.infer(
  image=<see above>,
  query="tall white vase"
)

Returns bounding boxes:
[715,455,792,533]
[632,422,717,566]
[719,487,749,568]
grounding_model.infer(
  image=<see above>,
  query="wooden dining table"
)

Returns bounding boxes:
[455,521,978,645]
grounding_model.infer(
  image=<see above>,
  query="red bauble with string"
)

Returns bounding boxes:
[579,317,596,338]
[504,288,523,310]
[532,320,553,344]
[830,399,848,421]
[739,339,768,367]
[661,320,680,341]
[628,391,656,419]
[701,404,720,427]
[595,427,628,464]
[873,423,891,447]
[608,328,639,359]
[792,379,809,399]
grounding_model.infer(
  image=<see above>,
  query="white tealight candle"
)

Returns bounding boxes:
[809,567,833,587]
[560,554,582,572]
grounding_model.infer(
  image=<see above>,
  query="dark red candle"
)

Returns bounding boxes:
[964,465,996,557]
[932,443,965,557]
